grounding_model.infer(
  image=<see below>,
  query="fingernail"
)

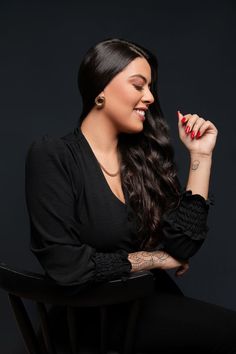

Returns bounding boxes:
[181,117,186,123]
[185,126,190,134]
[191,131,195,139]
[196,131,201,139]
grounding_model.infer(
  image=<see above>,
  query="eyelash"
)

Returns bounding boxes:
[133,85,144,91]
[133,84,151,92]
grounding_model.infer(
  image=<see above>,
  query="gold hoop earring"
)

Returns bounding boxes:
[95,96,105,108]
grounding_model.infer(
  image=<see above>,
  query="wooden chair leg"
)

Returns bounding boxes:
[8,294,42,354]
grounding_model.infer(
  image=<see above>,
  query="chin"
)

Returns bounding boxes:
[122,124,144,135]
[134,124,144,133]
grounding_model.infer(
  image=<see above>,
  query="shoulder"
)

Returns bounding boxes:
[27,133,63,154]
[26,129,79,166]
[25,130,84,197]
[25,137,65,177]
[25,131,83,195]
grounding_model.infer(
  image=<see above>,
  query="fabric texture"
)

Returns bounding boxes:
[25,126,236,353]
[44,270,236,354]
[25,126,213,289]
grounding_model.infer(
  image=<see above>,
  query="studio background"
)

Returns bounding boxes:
[0,0,235,353]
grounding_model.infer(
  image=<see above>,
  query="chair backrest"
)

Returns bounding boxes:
[0,261,155,354]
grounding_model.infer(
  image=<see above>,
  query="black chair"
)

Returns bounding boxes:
[0,261,155,354]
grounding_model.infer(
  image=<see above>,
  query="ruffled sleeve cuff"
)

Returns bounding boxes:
[157,189,215,260]
[182,189,215,207]
[162,189,215,241]
[92,250,132,283]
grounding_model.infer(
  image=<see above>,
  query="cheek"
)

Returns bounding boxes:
[106,82,139,112]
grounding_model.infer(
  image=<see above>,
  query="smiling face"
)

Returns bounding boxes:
[101,57,155,134]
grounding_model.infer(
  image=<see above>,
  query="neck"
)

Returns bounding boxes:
[80,109,119,157]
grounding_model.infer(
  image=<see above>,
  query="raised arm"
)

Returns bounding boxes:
[127,111,218,274]
[178,110,218,199]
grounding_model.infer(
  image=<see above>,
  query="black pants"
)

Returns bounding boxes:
[47,270,236,354]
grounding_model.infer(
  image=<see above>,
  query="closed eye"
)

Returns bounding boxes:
[133,84,152,91]
[133,84,144,91]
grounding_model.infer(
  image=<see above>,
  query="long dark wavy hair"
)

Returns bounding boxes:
[77,38,182,250]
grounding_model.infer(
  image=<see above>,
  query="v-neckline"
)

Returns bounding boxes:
[76,127,127,207]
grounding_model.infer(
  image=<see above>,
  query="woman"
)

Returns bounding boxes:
[25,38,236,353]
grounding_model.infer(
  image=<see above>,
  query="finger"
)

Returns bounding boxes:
[177,111,190,126]
[175,264,189,277]
[183,114,200,136]
[175,270,185,277]
[190,117,205,139]
[182,264,189,273]
[177,110,184,125]
[196,120,214,139]
[175,269,188,277]
[180,112,192,126]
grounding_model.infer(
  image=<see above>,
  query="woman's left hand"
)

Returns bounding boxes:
[177,111,218,156]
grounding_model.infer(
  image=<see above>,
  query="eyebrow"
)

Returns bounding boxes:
[129,74,151,85]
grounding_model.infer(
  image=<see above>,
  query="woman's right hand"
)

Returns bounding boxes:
[128,250,189,277]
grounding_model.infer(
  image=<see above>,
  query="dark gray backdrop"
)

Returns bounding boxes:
[1,0,235,352]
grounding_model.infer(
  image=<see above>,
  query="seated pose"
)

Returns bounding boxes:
[25,38,236,353]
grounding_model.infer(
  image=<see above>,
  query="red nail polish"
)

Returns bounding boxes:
[196,131,201,138]
[185,126,190,134]
[191,131,195,139]
[181,117,186,123]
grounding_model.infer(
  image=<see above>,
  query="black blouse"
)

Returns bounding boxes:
[25,126,214,288]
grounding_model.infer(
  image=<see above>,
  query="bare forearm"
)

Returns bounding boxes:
[128,250,170,272]
[185,153,212,200]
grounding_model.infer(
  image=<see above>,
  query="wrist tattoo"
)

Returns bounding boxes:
[153,250,170,263]
[191,159,200,170]
[128,251,169,272]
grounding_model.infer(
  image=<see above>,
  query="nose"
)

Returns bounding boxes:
[142,87,155,105]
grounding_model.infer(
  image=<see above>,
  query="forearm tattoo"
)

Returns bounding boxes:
[128,251,169,272]
[191,159,200,170]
